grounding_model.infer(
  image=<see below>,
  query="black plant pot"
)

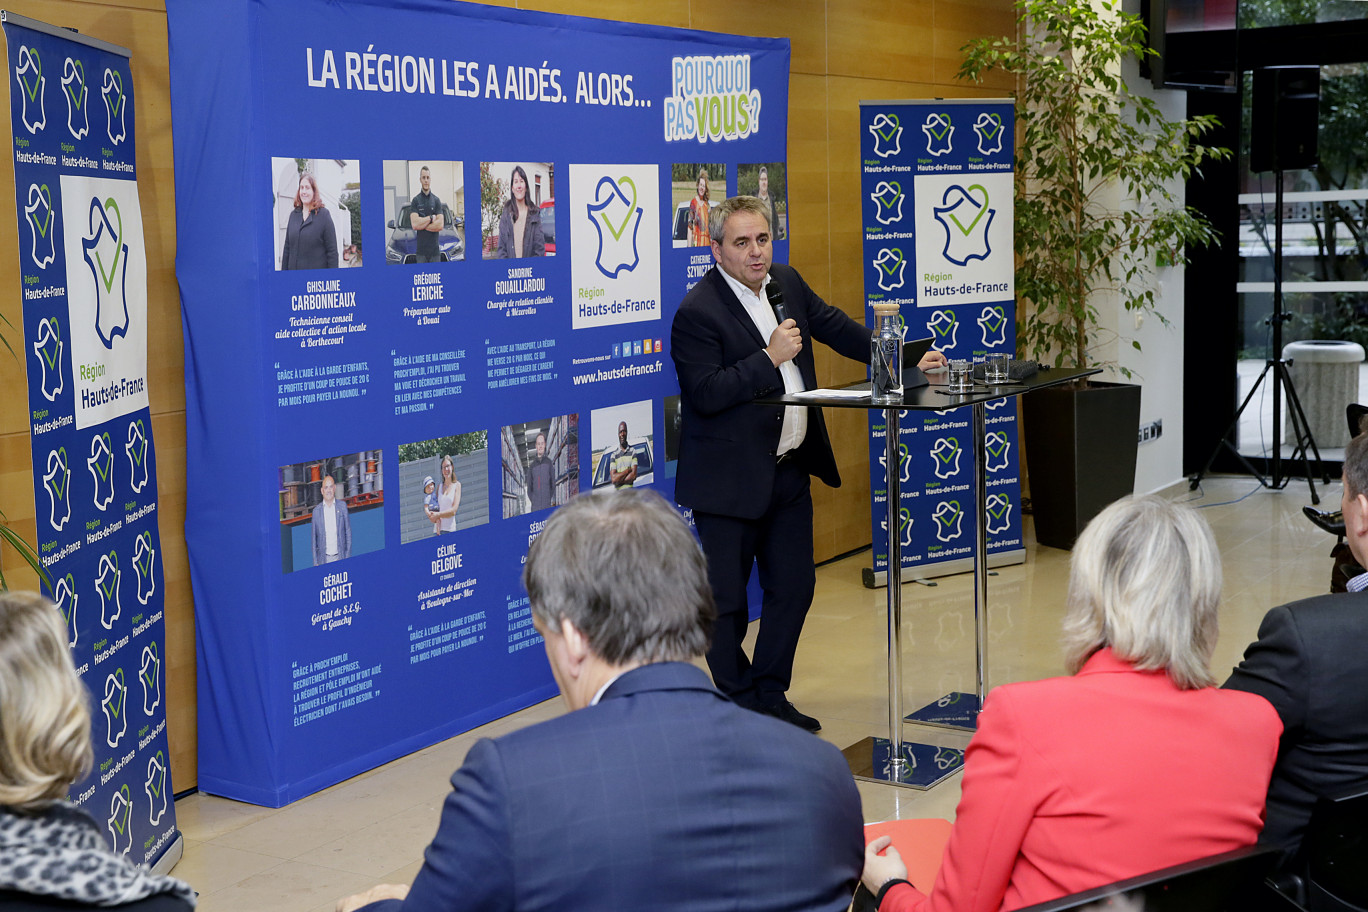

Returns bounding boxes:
[1022,380,1142,550]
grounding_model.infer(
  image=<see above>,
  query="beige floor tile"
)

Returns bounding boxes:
[193,862,375,912]
[169,842,282,896]
[293,800,444,877]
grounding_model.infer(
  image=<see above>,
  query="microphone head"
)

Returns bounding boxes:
[765,282,785,308]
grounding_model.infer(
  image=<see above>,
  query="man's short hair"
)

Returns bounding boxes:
[709,195,771,245]
[420,165,430,175]
[522,490,714,665]
[1061,495,1222,690]
[1345,433,1368,498]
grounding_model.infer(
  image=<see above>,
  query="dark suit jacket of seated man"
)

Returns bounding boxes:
[1225,431,1368,859]
[338,489,864,912]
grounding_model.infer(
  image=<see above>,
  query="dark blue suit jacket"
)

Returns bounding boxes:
[1224,593,1368,856]
[671,263,869,519]
[364,662,863,912]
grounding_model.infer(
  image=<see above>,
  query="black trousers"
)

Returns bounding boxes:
[693,459,815,707]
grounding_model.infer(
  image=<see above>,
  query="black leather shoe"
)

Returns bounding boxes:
[1303,505,1346,537]
[764,700,821,732]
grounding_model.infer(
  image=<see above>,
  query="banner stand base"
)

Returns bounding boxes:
[905,692,981,732]
[150,832,184,877]
[862,549,1026,589]
[841,736,965,790]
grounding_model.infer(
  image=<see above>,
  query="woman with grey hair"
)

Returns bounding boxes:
[0,592,195,910]
[862,496,1282,912]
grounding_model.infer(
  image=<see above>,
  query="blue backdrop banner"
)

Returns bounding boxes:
[859,99,1024,576]
[5,12,180,866]
[167,0,791,806]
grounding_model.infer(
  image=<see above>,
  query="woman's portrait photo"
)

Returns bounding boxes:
[480,161,555,259]
[272,158,361,271]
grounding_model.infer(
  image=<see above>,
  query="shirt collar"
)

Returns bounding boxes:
[1348,570,1368,593]
[716,264,769,305]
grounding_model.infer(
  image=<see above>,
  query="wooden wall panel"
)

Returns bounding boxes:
[0,0,1019,790]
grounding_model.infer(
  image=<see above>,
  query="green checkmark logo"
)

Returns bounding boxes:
[148,753,165,796]
[100,553,118,599]
[94,198,124,293]
[40,319,61,368]
[947,185,990,236]
[874,113,900,141]
[64,60,84,109]
[982,307,1005,331]
[108,70,124,117]
[32,185,53,237]
[94,434,112,480]
[987,434,1007,456]
[602,176,636,242]
[980,113,1002,140]
[926,114,951,141]
[943,500,963,522]
[130,421,146,467]
[18,48,42,101]
[51,448,69,499]
[882,181,902,202]
[877,249,904,276]
[931,318,955,338]
[108,669,125,718]
[112,785,130,831]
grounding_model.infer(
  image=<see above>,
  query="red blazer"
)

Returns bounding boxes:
[880,649,1282,912]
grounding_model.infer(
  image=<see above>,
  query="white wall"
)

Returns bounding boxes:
[1096,1,1191,494]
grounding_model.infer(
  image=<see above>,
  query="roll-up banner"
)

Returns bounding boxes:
[859,100,1025,581]
[167,0,791,806]
[4,11,181,869]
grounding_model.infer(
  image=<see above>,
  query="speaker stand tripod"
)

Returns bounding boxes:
[1189,168,1328,504]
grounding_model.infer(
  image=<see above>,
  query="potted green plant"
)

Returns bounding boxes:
[959,0,1228,547]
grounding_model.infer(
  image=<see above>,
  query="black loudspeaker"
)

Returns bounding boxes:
[1251,66,1320,173]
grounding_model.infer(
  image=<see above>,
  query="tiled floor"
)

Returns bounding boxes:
[170,475,1335,912]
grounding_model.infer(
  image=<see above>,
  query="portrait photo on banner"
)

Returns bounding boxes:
[499,415,577,519]
[480,161,555,259]
[662,394,682,480]
[669,162,726,248]
[382,160,465,266]
[397,430,490,544]
[737,162,787,240]
[271,157,362,270]
[589,399,654,491]
[277,450,384,573]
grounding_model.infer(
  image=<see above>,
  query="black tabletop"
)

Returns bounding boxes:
[756,366,1101,411]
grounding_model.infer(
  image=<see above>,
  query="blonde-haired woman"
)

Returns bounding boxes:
[0,592,195,909]
[862,496,1282,912]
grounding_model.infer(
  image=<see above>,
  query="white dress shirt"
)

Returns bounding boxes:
[716,268,807,456]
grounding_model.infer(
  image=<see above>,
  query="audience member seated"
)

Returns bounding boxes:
[337,489,864,912]
[1225,431,1368,860]
[861,495,1282,912]
[0,592,195,911]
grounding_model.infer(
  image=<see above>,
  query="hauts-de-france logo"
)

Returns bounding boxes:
[869,180,905,225]
[663,54,761,144]
[102,67,127,144]
[872,247,907,293]
[922,112,954,156]
[868,112,902,157]
[927,309,958,349]
[977,305,1008,347]
[32,316,64,400]
[973,112,1004,155]
[587,175,643,279]
[570,164,660,330]
[25,183,55,269]
[15,45,46,133]
[82,195,131,347]
[933,184,995,266]
[62,56,87,139]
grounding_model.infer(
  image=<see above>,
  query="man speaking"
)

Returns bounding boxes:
[672,196,943,731]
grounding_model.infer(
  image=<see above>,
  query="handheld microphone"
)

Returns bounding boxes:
[765,282,790,324]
